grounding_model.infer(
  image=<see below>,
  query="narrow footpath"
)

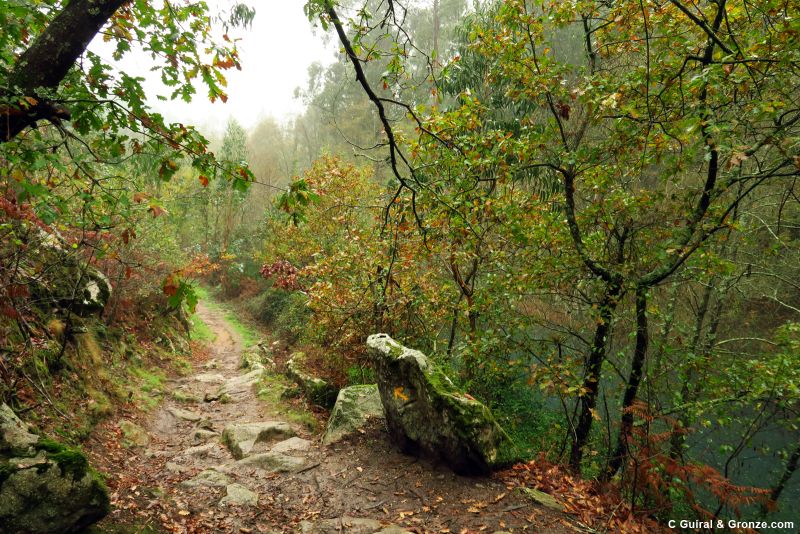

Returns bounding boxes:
[86,303,571,533]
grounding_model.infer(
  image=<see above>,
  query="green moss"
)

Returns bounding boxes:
[256,374,318,431]
[36,438,90,480]
[0,460,16,487]
[130,366,165,393]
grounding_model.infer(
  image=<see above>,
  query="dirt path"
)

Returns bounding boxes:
[87,303,572,533]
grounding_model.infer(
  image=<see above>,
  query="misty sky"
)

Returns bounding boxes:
[92,1,336,135]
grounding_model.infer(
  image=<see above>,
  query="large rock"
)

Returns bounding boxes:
[322,385,385,445]
[366,334,518,475]
[221,421,294,459]
[1,403,110,533]
[0,404,38,454]
[24,231,111,316]
[285,352,338,408]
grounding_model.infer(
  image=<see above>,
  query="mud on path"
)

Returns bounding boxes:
[86,303,573,533]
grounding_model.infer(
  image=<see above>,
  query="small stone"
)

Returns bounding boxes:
[193,429,218,443]
[233,451,306,473]
[182,443,216,458]
[285,353,338,407]
[219,483,258,507]
[518,487,564,512]
[194,373,226,384]
[165,461,189,474]
[119,419,150,448]
[181,469,230,488]
[271,437,312,454]
[167,407,202,422]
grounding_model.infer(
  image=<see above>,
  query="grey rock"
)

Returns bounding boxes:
[167,407,202,422]
[193,429,218,444]
[181,443,217,458]
[298,517,411,534]
[322,384,384,445]
[221,368,265,396]
[518,487,564,512]
[181,469,230,488]
[221,421,295,459]
[271,437,312,454]
[1,403,38,454]
[194,373,226,384]
[367,334,518,475]
[285,352,338,408]
[219,483,258,506]
[232,451,305,473]
[165,461,189,474]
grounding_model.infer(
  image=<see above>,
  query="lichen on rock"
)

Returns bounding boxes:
[285,352,338,408]
[366,334,520,475]
[322,384,384,445]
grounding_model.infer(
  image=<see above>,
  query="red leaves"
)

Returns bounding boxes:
[213,57,236,70]
[260,259,302,291]
[499,456,665,533]
[161,273,180,297]
[148,204,168,218]
[121,228,136,245]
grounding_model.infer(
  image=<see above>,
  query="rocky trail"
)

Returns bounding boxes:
[86,303,572,533]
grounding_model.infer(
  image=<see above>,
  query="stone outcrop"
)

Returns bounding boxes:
[322,385,385,445]
[0,403,110,533]
[25,231,112,316]
[285,352,339,408]
[366,334,518,475]
[239,342,276,372]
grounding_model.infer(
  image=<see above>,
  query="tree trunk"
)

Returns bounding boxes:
[604,286,648,481]
[569,281,621,472]
[2,0,127,141]
[762,442,800,516]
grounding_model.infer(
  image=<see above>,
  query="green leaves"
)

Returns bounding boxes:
[276,179,320,226]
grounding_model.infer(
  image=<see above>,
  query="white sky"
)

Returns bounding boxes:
[91,1,336,136]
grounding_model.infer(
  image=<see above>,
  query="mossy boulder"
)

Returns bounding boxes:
[285,352,338,408]
[23,231,111,317]
[366,334,519,475]
[0,404,110,533]
[322,385,385,445]
[239,343,275,372]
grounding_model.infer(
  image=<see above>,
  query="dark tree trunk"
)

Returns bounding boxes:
[2,0,127,141]
[569,281,621,472]
[763,443,800,516]
[603,286,648,481]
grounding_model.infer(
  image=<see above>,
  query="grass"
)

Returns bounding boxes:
[195,285,261,347]
[256,373,318,432]
[189,313,216,343]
